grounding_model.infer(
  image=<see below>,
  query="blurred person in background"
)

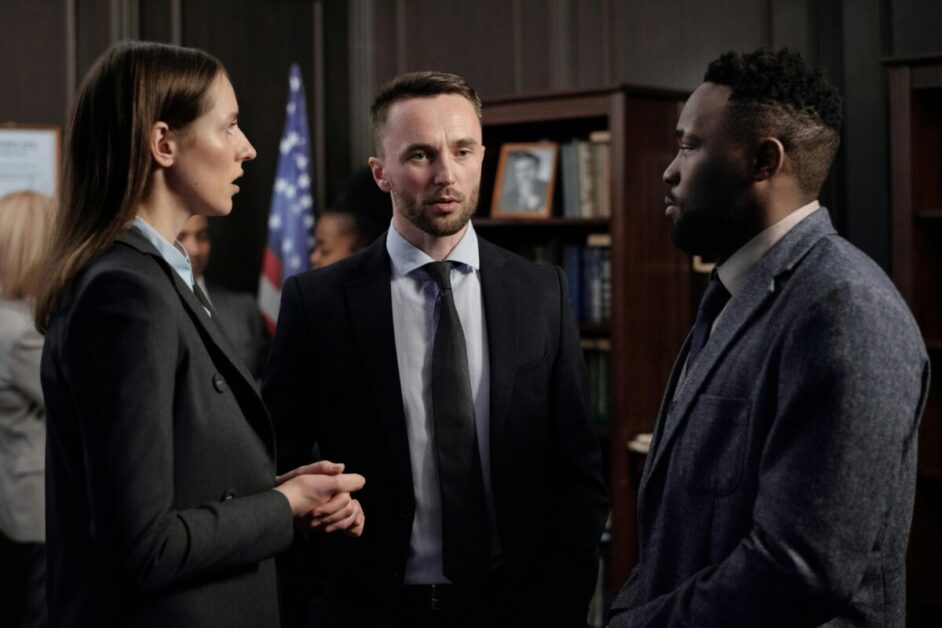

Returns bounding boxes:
[178,214,269,377]
[309,166,391,269]
[0,190,55,628]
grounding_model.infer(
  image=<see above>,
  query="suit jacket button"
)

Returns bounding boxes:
[212,373,226,393]
[221,489,236,502]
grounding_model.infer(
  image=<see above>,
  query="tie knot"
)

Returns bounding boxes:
[698,273,731,318]
[425,261,454,291]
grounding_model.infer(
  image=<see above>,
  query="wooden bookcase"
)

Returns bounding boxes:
[474,86,691,598]
[886,53,942,626]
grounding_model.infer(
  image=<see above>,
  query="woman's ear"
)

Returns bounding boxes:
[754,136,785,181]
[150,122,176,168]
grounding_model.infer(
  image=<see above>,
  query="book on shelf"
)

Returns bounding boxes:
[556,131,611,218]
[561,240,612,325]
[584,344,611,426]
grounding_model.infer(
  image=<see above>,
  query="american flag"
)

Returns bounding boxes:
[258,64,316,335]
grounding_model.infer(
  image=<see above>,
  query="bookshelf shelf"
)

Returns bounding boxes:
[886,53,942,627]
[479,85,690,594]
[473,217,610,230]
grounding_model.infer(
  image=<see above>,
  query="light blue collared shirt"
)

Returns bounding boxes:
[386,221,501,584]
[132,216,195,289]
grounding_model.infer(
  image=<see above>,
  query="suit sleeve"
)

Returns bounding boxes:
[58,269,294,594]
[262,274,318,474]
[548,265,610,615]
[608,284,929,627]
[9,322,45,407]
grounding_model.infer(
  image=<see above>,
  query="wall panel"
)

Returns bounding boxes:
[180,0,318,291]
[0,0,70,128]
[611,0,768,90]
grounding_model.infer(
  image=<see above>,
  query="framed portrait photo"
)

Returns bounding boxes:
[491,142,558,218]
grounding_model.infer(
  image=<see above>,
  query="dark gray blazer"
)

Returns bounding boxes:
[205,280,269,378]
[263,233,608,624]
[608,209,929,627]
[42,230,294,627]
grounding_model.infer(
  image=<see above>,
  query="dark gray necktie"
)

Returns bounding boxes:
[424,261,489,585]
[192,282,215,318]
[687,272,731,366]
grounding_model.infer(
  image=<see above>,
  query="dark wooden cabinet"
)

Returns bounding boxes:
[886,53,942,626]
[474,86,690,597]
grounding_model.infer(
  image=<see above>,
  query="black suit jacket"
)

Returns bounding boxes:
[263,233,608,622]
[42,230,294,627]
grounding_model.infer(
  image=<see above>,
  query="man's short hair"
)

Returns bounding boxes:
[705,48,843,195]
[370,71,482,155]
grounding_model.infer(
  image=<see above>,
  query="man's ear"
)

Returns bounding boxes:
[368,156,391,193]
[754,137,785,181]
[150,122,176,168]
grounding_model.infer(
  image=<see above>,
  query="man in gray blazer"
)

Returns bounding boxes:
[607,48,929,627]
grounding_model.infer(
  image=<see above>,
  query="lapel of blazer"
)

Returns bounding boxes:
[478,238,517,481]
[343,235,413,495]
[115,229,274,451]
[641,208,838,493]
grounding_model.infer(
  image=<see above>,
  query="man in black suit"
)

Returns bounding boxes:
[264,71,608,627]
[179,214,269,378]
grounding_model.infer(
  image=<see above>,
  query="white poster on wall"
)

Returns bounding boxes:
[0,126,59,197]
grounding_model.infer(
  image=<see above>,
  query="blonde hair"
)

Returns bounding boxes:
[0,190,55,301]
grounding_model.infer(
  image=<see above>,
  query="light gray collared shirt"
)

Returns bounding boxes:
[386,221,501,584]
[131,216,196,289]
[132,216,211,317]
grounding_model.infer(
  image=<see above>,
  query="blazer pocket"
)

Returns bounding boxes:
[679,394,751,496]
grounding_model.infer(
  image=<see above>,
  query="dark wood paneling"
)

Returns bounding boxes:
[323,0,353,200]
[0,0,69,128]
[181,0,318,292]
[517,0,553,92]
[139,0,178,43]
[836,0,887,267]
[398,0,517,98]
[611,0,768,90]
[570,0,612,88]
[891,0,942,58]
[75,0,115,82]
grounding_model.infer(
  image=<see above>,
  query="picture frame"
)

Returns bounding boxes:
[490,142,558,218]
[0,123,60,197]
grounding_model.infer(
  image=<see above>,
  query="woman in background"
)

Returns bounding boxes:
[34,41,364,627]
[0,190,54,628]
[309,167,391,269]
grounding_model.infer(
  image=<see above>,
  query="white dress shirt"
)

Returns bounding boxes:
[386,221,502,584]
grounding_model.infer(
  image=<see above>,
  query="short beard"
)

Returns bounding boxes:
[671,194,755,262]
[393,186,479,237]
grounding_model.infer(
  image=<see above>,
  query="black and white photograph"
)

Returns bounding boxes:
[491,142,558,218]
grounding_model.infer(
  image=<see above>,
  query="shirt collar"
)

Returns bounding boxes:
[717,200,820,297]
[385,219,480,278]
[131,215,195,288]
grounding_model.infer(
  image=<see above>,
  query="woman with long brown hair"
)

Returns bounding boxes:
[36,41,364,627]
